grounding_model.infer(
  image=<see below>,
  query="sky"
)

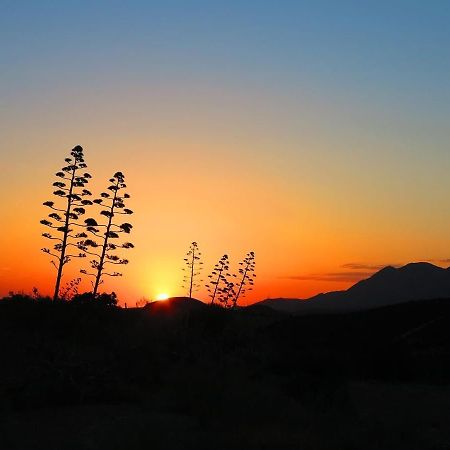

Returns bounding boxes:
[1,1,449,305]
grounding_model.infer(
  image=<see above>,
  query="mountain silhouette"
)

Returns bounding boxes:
[258,262,450,314]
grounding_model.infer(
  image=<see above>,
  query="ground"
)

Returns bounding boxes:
[0,296,449,449]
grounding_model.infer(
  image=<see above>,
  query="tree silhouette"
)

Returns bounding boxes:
[233,251,256,307]
[78,171,134,296]
[205,254,230,305]
[182,242,203,299]
[40,145,92,301]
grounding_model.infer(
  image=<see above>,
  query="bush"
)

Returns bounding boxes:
[71,291,118,307]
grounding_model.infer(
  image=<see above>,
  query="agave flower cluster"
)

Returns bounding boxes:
[183,246,256,308]
[40,145,93,301]
[215,251,255,308]
[205,254,230,305]
[41,147,134,300]
[182,242,204,298]
[78,171,134,296]
[216,280,237,308]
[232,251,256,307]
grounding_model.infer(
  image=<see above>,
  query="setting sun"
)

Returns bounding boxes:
[155,293,169,301]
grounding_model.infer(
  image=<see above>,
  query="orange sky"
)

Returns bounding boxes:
[1,2,449,305]
[1,129,449,306]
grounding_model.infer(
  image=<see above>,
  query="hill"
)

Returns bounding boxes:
[143,296,207,313]
[258,262,450,314]
[0,294,449,449]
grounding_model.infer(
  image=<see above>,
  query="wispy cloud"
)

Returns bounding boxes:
[426,258,450,265]
[280,258,449,284]
[280,272,374,283]
[281,261,399,283]
[0,267,10,278]
[341,263,398,270]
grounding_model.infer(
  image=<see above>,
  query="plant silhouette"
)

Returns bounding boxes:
[182,242,203,299]
[205,254,230,305]
[217,280,236,308]
[59,277,82,301]
[71,291,118,306]
[78,171,134,296]
[233,251,256,307]
[40,145,92,301]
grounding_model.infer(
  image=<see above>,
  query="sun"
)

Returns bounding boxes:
[155,293,169,301]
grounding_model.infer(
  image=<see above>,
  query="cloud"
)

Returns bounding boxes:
[281,258,450,285]
[280,272,374,283]
[341,263,397,270]
[281,261,399,283]
[426,258,450,265]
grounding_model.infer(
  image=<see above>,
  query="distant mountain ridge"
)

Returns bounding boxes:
[257,262,450,314]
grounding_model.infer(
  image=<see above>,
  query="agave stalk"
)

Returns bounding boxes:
[41,145,92,301]
[233,251,256,307]
[182,242,203,299]
[206,254,230,304]
[79,171,134,296]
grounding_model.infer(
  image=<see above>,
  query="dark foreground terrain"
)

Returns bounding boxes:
[0,296,449,450]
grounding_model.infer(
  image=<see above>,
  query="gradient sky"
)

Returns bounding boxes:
[1,1,449,305]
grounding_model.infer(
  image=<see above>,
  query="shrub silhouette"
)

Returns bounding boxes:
[40,145,92,301]
[71,291,118,306]
[59,277,82,301]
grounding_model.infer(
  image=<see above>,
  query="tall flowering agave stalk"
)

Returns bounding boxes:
[182,242,203,299]
[232,251,256,308]
[78,171,134,296]
[40,145,92,301]
[205,254,230,305]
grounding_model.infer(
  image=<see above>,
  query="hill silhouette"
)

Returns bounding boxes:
[143,296,207,314]
[0,292,449,449]
[258,262,450,314]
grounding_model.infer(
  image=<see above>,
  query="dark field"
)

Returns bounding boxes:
[0,297,449,450]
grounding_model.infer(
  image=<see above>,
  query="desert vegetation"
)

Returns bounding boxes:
[79,171,134,296]
[40,145,92,301]
[40,146,134,303]
[39,147,256,308]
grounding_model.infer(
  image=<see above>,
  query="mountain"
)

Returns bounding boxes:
[258,262,450,314]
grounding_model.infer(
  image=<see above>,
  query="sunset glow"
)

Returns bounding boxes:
[1,4,448,449]
[0,2,449,307]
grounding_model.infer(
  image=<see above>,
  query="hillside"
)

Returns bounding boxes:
[0,295,449,449]
[258,262,450,314]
